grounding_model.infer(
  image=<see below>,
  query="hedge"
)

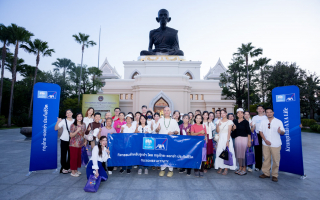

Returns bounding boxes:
[301,119,317,127]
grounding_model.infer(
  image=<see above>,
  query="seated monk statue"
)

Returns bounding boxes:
[140,9,184,56]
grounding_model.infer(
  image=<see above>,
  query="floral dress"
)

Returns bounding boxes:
[69,123,86,148]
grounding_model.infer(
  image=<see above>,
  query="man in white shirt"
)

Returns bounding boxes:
[258,107,285,182]
[252,105,268,171]
[54,109,75,174]
[156,106,179,177]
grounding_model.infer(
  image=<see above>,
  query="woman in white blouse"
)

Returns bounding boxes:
[86,136,110,181]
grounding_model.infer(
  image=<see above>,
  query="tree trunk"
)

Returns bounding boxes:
[28,53,39,118]
[78,46,84,105]
[246,56,250,111]
[0,41,7,115]
[8,41,19,127]
[310,107,314,119]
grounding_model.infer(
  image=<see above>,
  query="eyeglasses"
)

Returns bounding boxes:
[268,123,270,129]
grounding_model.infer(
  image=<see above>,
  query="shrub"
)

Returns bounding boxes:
[12,113,32,127]
[301,119,317,127]
[0,115,5,127]
[310,124,318,131]
[317,125,320,133]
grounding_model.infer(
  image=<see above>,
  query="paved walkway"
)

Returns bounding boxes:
[0,129,319,200]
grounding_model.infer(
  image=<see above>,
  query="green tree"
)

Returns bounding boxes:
[72,33,96,105]
[7,23,33,126]
[266,62,306,106]
[233,42,263,110]
[20,39,55,118]
[87,66,103,92]
[254,57,271,103]
[52,58,74,97]
[0,24,12,115]
[220,57,247,108]
[301,72,320,119]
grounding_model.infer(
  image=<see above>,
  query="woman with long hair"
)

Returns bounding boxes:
[215,109,237,175]
[173,110,183,125]
[191,114,207,178]
[100,117,116,174]
[188,112,194,125]
[69,113,86,177]
[202,111,213,171]
[86,136,110,181]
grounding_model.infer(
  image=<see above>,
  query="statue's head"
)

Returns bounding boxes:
[156,9,171,26]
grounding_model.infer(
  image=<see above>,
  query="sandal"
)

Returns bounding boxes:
[222,170,228,175]
[204,169,208,173]
[234,169,241,174]
[238,171,247,176]
[217,169,223,174]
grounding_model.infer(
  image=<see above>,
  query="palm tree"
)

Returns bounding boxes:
[0,24,12,115]
[233,42,263,111]
[7,24,33,127]
[72,33,96,105]
[20,39,55,118]
[52,58,74,89]
[254,57,271,103]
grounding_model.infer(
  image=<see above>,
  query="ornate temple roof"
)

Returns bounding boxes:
[203,58,227,80]
[98,57,121,79]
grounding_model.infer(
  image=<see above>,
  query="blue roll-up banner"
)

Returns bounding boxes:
[108,133,205,169]
[272,85,304,176]
[29,83,61,171]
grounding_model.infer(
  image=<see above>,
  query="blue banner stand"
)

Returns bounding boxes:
[272,85,305,179]
[27,83,61,175]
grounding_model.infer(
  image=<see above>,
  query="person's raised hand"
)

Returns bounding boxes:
[57,117,62,123]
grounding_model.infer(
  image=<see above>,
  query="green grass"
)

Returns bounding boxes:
[0,125,21,130]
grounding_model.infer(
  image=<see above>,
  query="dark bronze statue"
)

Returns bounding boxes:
[140,9,184,56]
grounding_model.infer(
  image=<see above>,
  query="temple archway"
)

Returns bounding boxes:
[153,98,169,117]
[149,91,174,115]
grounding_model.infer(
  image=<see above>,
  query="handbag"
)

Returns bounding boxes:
[86,144,92,157]
[224,147,233,166]
[65,119,70,140]
[252,131,259,146]
[246,147,255,166]
[219,148,229,160]
[81,146,89,166]
[83,175,101,193]
[84,123,94,141]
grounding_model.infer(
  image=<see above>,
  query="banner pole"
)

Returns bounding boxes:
[25,171,35,176]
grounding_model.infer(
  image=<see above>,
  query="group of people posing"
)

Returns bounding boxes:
[55,104,285,183]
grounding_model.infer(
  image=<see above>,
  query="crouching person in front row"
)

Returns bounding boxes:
[86,136,110,181]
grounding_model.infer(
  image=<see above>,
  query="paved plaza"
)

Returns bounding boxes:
[0,129,319,200]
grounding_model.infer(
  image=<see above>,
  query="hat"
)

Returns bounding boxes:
[125,114,133,119]
[236,108,244,113]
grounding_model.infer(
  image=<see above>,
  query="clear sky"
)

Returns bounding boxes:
[1,0,320,80]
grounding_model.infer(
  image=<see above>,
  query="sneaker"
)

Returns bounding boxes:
[167,171,173,177]
[159,170,165,177]
[62,169,68,174]
[179,169,185,173]
[200,172,204,178]
[152,167,156,170]
[119,169,125,174]
[187,171,191,176]
[70,173,79,177]
[68,169,72,173]
[144,169,148,175]
[134,166,138,168]
[127,169,131,174]
[138,169,142,175]
[108,171,112,175]
[247,168,253,172]
[113,167,118,171]
[76,171,81,175]
[195,171,200,177]
[157,167,160,170]
[255,168,260,171]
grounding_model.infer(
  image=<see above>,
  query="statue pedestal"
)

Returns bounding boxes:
[124,56,201,80]
[138,55,185,61]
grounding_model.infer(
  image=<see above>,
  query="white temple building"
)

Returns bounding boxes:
[99,55,234,115]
